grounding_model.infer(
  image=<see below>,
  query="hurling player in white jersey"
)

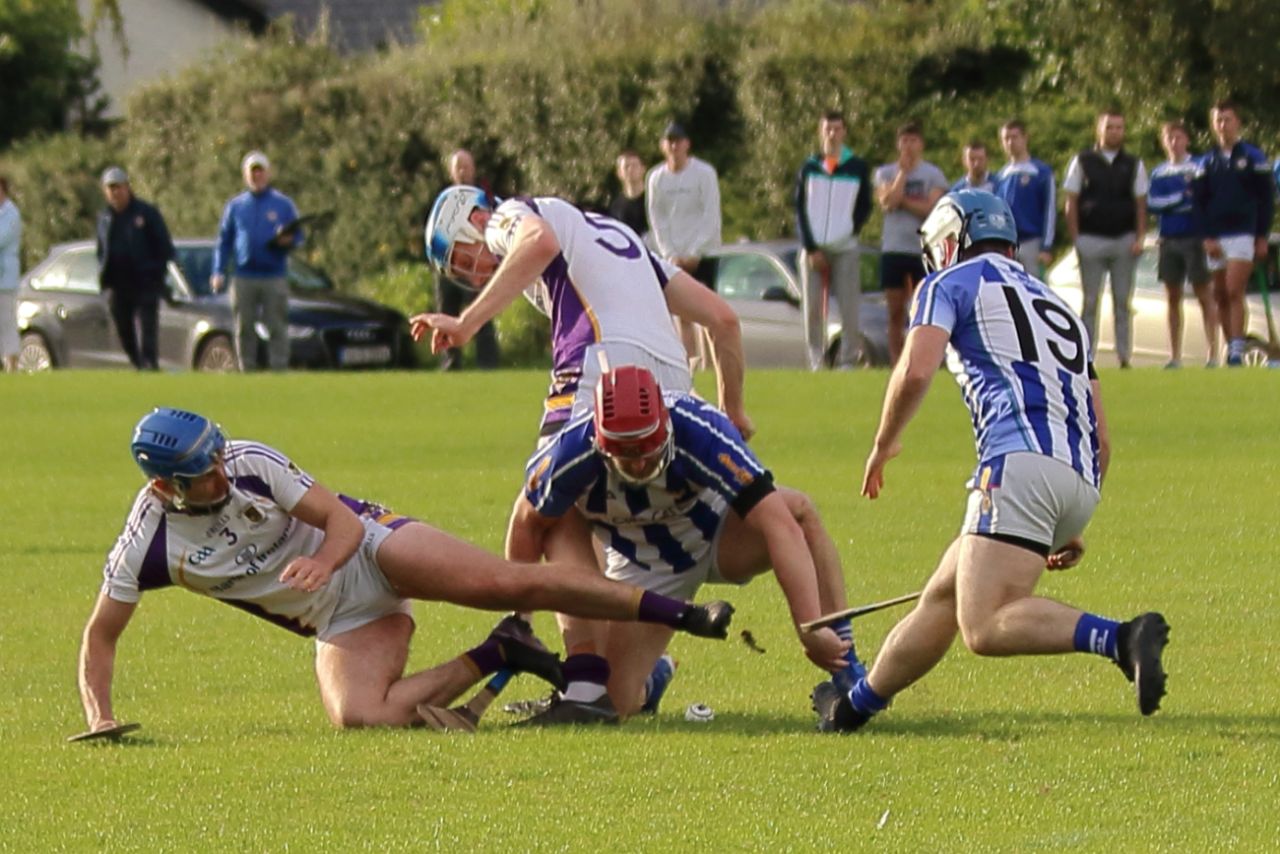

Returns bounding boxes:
[815,190,1169,733]
[506,366,858,725]
[413,186,752,440]
[75,409,735,737]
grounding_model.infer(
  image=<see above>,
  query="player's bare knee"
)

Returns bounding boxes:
[958,619,1001,656]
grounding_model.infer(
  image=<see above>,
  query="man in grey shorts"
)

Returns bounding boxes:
[1149,120,1217,367]
[817,189,1169,733]
[75,408,735,737]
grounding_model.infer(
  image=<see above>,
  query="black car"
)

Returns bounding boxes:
[17,238,416,371]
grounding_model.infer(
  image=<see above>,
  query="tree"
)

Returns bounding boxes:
[0,0,118,149]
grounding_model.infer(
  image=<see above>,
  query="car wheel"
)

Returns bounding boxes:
[18,332,54,372]
[196,334,238,372]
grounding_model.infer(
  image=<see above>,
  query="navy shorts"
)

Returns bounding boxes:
[880,251,927,290]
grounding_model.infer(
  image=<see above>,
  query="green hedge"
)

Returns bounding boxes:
[2,0,1276,368]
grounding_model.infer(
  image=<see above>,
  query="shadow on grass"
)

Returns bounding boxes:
[588,709,1280,740]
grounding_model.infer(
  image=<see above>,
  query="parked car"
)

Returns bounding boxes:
[702,240,890,368]
[16,239,416,371]
[1046,235,1280,367]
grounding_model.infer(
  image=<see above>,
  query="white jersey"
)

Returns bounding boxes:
[910,253,1102,488]
[101,441,397,636]
[485,196,691,431]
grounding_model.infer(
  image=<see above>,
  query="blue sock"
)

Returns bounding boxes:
[830,618,867,688]
[1073,613,1120,661]
[848,677,889,716]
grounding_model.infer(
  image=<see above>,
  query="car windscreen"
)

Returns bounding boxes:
[288,257,333,291]
[176,246,216,297]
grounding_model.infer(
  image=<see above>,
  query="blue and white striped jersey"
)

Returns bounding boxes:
[911,253,1101,488]
[1148,156,1202,238]
[523,396,774,576]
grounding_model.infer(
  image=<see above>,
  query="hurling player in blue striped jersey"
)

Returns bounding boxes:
[508,366,860,725]
[815,190,1169,733]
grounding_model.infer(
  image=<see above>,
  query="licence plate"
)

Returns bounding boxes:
[339,345,392,366]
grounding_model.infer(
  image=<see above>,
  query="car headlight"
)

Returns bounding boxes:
[287,324,316,340]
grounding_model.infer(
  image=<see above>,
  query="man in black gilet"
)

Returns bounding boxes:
[1063,110,1149,367]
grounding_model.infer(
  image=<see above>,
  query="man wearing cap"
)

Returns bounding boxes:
[95,167,176,371]
[646,122,722,368]
[211,151,302,371]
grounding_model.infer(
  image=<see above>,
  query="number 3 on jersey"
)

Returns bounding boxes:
[1000,285,1087,375]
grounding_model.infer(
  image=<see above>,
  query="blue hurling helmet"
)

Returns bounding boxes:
[918,189,1018,273]
[423,185,495,278]
[131,408,226,482]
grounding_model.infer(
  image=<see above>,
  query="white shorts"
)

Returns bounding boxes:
[571,340,694,418]
[961,453,1100,555]
[317,516,413,642]
[602,513,737,600]
[1205,234,1256,272]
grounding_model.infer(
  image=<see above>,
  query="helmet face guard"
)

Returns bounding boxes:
[919,189,1018,274]
[594,365,674,486]
[131,408,228,510]
[424,185,496,290]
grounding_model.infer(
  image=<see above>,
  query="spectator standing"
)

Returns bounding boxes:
[874,120,948,364]
[211,152,302,372]
[1149,120,1216,368]
[646,122,722,368]
[433,149,499,371]
[0,176,20,373]
[608,150,649,243]
[995,119,1057,274]
[1063,109,1149,367]
[950,140,996,193]
[95,167,175,371]
[794,109,872,370]
[1192,100,1274,366]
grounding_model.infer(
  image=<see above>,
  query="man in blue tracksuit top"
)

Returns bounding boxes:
[794,109,872,370]
[1191,100,1273,366]
[211,151,302,371]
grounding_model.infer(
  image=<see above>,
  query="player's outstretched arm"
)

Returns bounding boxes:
[862,325,948,498]
[279,484,365,592]
[664,272,754,440]
[460,215,560,337]
[78,593,137,732]
[744,493,847,671]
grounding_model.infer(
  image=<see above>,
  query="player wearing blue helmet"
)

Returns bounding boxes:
[75,408,736,736]
[814,190,1170,732]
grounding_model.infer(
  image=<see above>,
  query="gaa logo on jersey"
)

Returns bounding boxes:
[242,504,266,524]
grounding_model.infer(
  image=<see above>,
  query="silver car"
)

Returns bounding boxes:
[1046,236,1280,367]
[704,240,890,368]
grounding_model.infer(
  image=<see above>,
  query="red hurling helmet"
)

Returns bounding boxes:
[593,365,674,484]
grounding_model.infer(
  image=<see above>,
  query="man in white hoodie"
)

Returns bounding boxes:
[647,122,722,368]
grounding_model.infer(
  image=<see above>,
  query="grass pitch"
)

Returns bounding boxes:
[1,368,1278,851]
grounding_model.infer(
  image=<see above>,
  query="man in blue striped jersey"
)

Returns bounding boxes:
[1149,120,1216,368]
[815,190,1169,733]
[508,365,858,725]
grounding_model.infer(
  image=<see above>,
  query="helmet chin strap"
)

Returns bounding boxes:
[164,477,231,516]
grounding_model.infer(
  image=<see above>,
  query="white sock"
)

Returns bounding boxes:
[561,680,607,703]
